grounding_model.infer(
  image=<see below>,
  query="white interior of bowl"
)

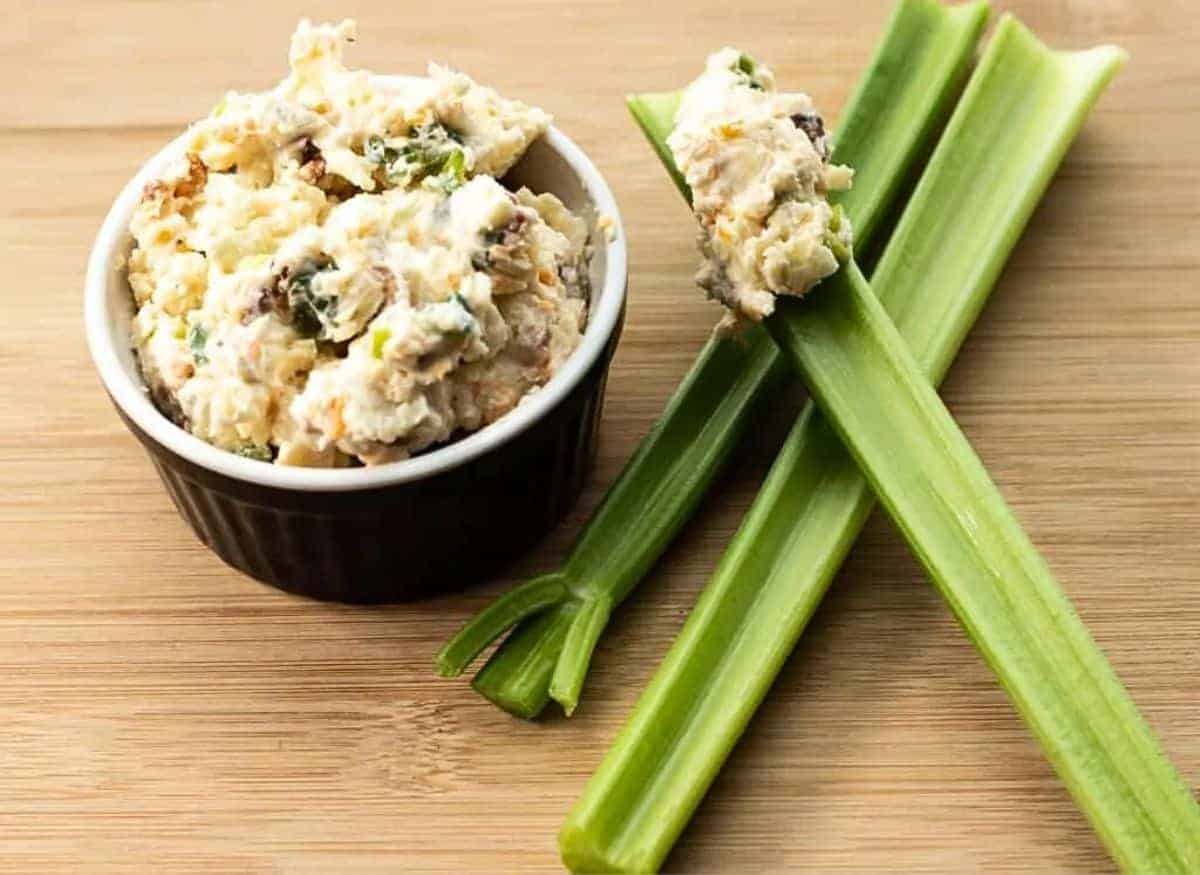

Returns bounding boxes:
[85,74,627,492]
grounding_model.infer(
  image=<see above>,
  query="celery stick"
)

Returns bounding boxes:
[566,15,1200,874]
[772,257,1200,874]
[436,0,988,718]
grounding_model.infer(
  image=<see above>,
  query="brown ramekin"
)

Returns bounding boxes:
[85,80,627,602]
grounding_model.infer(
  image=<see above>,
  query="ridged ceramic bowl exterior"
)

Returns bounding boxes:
[86,79,627,603]
[112,319,620,602]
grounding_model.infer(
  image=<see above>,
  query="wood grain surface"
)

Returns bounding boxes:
[1,0,1197,871]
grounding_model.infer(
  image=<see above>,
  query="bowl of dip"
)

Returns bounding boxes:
[85,22,626,602]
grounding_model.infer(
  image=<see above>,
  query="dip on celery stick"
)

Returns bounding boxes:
[128,19,589,467]
[668,48,853,322]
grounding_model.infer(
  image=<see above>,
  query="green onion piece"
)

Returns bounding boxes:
[187,323,208,365]
[235,444,273,463]
[371,328,392,360]
[566,15,1199,875]
[435,0,988,718]
[438,148,467,192]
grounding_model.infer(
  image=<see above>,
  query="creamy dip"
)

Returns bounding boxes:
[668,48,853,322]
[128,20,589,466]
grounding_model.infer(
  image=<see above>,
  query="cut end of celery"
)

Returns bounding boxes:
[470,672,549,720]
[625,90,681,139]
[943,0,991,34]
[994,14,1128,81]
[434,639,471,678]
[1063,42,1129,83]
[549,595,614,716]
[468,602,579,720]
[434,572,568,680]
[626,91,689,203]
[471,643,553,719]
[560,822,637,875]
[432,655,459,679]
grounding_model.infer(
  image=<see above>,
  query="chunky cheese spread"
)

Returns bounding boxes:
[128,20,589,466]
[668,48,853,322]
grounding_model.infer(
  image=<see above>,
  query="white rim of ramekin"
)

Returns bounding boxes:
[85,79,627,493]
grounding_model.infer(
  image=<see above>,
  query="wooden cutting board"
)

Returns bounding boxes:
[1,0,1196,870]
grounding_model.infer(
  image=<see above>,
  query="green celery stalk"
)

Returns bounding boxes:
[771,258,1200,873]
[565,14,1200,874]
[436,0,989,718]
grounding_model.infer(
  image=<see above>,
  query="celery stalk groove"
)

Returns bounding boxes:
[563,14,1200,874]
[436,0,988,718]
